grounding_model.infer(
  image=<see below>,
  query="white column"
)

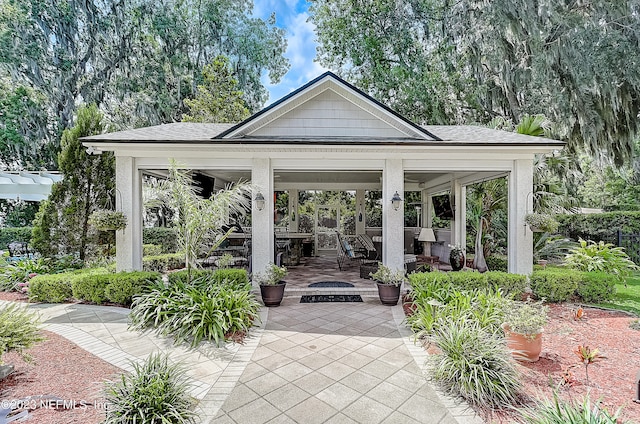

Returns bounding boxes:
[252,158,274,282]
[508,159,534,274]
[355,189,365,235]
[382,159,404,272]
[452,179,466,247]
[288,189,299,232]
[116,156,142,271]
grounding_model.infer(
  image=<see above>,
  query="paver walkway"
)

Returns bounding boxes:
[209,297,481,424]
[1,297,482,423]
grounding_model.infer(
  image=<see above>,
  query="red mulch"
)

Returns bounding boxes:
[0,331,122,424]
[517,304,640,422]
[404,299,640,422]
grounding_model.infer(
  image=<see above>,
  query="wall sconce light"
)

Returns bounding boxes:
[358,204,363,222]
[391,191,402,211]
[254,192,265,211]
[291,211,296,221]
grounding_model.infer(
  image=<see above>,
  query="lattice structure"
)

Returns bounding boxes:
[618,230,640,265]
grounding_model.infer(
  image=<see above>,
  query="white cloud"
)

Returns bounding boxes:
[254,0,331,104]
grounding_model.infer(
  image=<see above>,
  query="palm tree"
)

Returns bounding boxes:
[156,160,252,282]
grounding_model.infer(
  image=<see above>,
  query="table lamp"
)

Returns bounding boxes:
[418,228,437,256]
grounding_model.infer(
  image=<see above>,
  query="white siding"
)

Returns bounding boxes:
[251,90,408,138]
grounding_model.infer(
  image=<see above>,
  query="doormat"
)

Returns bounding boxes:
[300,295,363,303]
[308,281,354,288]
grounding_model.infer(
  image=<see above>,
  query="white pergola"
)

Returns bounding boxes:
[0,172,63,201]
[82,72,563,276]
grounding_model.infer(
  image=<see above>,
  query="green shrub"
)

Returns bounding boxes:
[0,258,50,291]
[429,319,521,408]
[564,238,639,282]
[577,272,617,303]
[211,269,250,288]
[130,277,260,347]
[105,272,161,305]
[486,255,508,272]
[28,273,75,303]
[104,353,196,424]
[447,271,488,290]
[142,253,185,272]
[142,227,179,253]
[557,211,640,245]
[0,303,44,363]
[143,244,163,256]
[521,392,621,424]
[530,268,581,302]
[0,227,33,247]
[407,274,507,336]
[485,271,528,297]
[410,269,525,296]
[72,274,111,304]
[167,269,216,285]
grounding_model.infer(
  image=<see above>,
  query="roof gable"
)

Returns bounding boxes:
[217,72,440,141]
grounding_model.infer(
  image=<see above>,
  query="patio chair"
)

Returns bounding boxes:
[336,233,367,270]
[7,241,30,260]
[355,234,378,260]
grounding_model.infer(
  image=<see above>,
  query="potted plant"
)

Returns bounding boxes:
[501,299,549,362]
[525,213,559,233]
[370,262,405,306]
[89,209,127,231]
[448,244,465,271]
[254,263,287,307]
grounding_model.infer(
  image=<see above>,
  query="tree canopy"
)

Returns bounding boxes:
[0,0,289,168]
[182,56,251,123]
[310,0,640,165]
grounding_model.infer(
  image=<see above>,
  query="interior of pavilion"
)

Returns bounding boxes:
[141,167,504,286]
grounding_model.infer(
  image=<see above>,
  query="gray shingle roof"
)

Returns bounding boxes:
[81,122,563,146]
[81,123,235,142]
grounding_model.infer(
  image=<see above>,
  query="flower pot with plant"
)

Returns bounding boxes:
[370,262,405,306]
[448,244,465,271]
[254,263,287,307]
[524,213,559,233]
[501,299,549,362]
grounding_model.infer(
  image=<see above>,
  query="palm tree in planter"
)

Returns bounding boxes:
[254,263,287,307]
[370,263,405,306]
[501,299,549,362]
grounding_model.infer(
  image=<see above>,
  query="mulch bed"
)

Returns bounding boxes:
[0,331,122,424]
[403,298,640,422]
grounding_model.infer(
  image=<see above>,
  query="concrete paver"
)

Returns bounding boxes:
[0,295,484,423]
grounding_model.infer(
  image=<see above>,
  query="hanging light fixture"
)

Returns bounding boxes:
[391,191,402,211]
[254,192,265,211]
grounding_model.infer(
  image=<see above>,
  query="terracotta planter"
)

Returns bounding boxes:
[376,282,401,306]
[502,323,542,362]
[259,281,286,307]
[449,251,465,271]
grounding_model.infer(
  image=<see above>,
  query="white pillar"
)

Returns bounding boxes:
[452,179,466,248]
[355,189,365,235]
[288,189,299,232]
[116,156,142,271]
[252,158,274,281]
[508,159,534,274]
[382,159,404,272]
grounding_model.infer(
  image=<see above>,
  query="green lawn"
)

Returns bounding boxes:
[594,272,640,317]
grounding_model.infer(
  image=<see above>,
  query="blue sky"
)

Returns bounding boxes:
[253,0,330,104]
